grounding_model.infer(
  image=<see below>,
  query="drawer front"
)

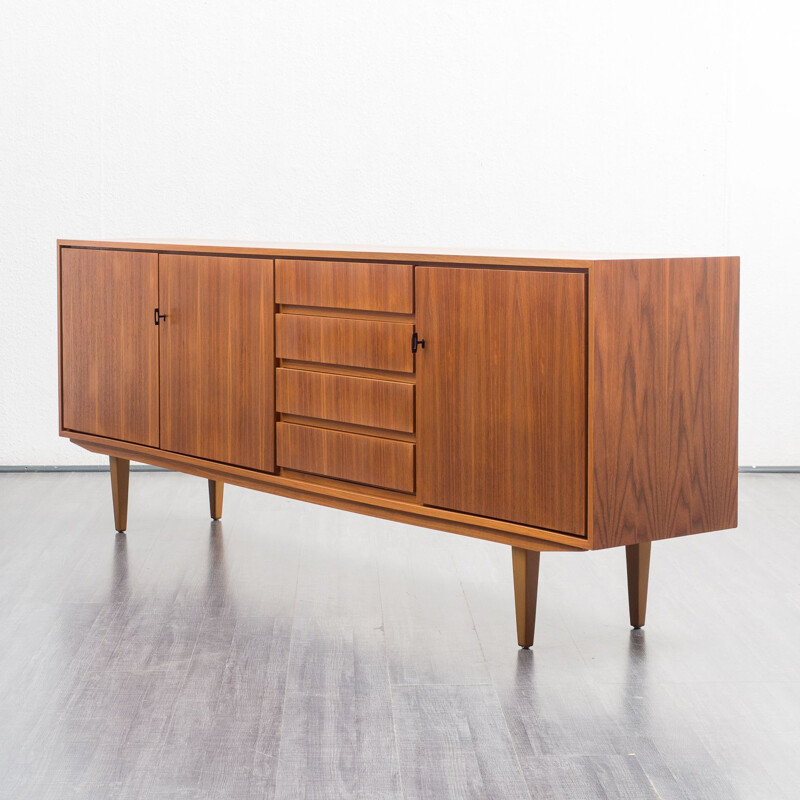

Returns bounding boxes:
[276,314,414,373]
[276,259,413,313]
[276,368,414,433]
[277,422,415,493]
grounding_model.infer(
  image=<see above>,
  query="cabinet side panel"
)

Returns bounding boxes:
[667,258,739,536]
[592,258,739,548]
[60,248,159,446]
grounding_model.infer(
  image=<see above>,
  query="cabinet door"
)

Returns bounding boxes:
[60,248,159,446]
[159,255,275,472]
[416,267,587,535]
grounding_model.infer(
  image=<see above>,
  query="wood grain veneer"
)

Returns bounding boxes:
[158,255,275,472]
[417,267,587,536]
[208,480,224,521]
[276,313,414,373]
[60,248,159,446]
[58,241,740,649]
[625,542,651,628]
[591,257,739,548]
[512,547,540,648]
[109,456,130,533]
[276,259,414,313]
[276,368,414,433]
[276,422,415,493]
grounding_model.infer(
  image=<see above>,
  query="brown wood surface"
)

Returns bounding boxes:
[276,314,414,373]
[208,480,224,520]
[276,422,415,493]
[276,259,414,313]
[58,239,605,269]
[109,456,130,532]
[276,368,414,433]
[512,547,540,648]
[158,255,275,472]
[625,542,651,628]
[277,360,415,383]
[58,241,740,557]
[60,248,159,446]
[277,414,415,442]
[592,258,739,548]
[417,267,587,536]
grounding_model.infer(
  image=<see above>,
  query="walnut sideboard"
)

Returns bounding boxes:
[57,240,739,647]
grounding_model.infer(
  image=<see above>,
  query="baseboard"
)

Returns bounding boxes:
[0,465,165,472]
[737,466,800,473]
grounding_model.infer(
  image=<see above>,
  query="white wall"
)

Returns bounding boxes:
[1,0,797,466]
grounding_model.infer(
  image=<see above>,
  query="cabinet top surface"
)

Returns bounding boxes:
[58,239,738,268]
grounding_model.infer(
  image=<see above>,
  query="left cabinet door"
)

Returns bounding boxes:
[158,255,275,472]
[60,248,159,446]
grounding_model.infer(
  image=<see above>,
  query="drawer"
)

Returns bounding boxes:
[277,368,414,433]
[277,422,415,493]
[276,259,413,313]
[276,314,414,373]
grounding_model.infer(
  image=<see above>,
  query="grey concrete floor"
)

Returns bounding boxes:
[0,471,798,799]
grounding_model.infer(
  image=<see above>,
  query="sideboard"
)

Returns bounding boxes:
[57,240,739,647]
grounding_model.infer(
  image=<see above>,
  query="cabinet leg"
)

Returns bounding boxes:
[208,480,224,520]
[626,542,651,629]
[109,457,130,533]
[512,546,540,648]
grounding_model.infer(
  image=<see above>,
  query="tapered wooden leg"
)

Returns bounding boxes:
[109,457,130,533]
[512,546,540,648]
[626,541,651,629]
[208,480,224,520]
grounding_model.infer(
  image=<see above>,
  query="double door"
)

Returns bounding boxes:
[60,248,274,472]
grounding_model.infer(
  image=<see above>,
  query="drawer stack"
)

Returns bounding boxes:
[274,259,417,493]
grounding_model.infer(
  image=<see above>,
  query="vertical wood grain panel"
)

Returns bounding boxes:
[159,255,275,472]
[416,267,587,535]
[276,259,414,312]
[591,261,667,547]
[60,248,159,446]
[667,259,739,537]
[592,258,739,548]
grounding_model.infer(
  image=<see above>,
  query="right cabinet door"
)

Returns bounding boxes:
[416,267,587,536]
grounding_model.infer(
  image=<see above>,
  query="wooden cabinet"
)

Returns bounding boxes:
[59,241,739,649]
